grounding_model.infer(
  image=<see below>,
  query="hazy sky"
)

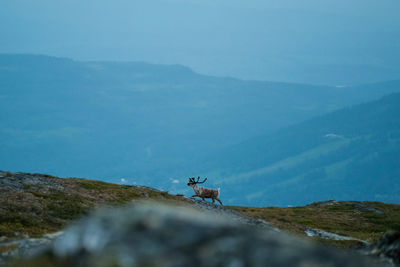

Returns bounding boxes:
[1,0,400,85]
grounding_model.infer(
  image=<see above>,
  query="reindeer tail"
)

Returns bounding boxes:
[217,188,220,198]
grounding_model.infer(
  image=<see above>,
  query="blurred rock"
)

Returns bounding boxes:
[0,232,63,263]
[24,202,386,267]
[369,231,400,265]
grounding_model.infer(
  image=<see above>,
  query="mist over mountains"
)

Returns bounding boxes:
[2,0,400,85]
[1,54,400,206]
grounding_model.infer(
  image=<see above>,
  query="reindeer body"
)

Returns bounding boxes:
[188,177,223,205]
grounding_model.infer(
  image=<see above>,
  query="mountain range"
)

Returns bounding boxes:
[202,93,400,206]
[0,54,399,206]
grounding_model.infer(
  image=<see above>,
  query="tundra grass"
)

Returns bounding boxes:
[0,175,185,240]
[230,201,400,248]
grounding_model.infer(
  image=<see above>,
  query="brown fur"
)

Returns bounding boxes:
[188,182,223,205]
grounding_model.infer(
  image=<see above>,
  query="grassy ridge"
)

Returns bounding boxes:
[1,171,399,250]
[0,172,185,240]
[231,201,400,248]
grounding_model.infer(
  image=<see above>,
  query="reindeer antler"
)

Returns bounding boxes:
[197,177,207,184]
[188,176,207,184]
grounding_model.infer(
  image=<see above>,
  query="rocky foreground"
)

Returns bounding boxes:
[2,203,393,267]
[0,171,399,266]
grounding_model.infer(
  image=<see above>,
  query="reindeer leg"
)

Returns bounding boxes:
[201,197,205,201]
[216,198,223,205]
[212,198,215,204]
[191,195,198,198]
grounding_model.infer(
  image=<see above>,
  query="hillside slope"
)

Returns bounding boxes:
[0,170,271,243]
[1,171,399,266]
[0,170,183,240]
[202,93,400,206]
[232,200,400,248]
[1,54,400,190]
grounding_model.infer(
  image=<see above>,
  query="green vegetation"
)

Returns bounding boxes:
[7,254,58,267]
[1,171,399,255]
[0,174,186,239]
[230,201,400,248]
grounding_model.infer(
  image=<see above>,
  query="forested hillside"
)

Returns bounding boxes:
[203,93,400,206]
[1,54,399,199]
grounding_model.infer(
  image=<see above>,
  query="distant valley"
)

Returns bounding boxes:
[0,54,400,206]
[203,93,400,206]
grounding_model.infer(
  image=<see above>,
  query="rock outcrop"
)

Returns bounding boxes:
[368,231,400,265]
[12,202,388,267]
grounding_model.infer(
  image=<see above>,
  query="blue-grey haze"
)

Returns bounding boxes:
[1,1,400,206]
[1,54,400,206]
[1,0,399,85]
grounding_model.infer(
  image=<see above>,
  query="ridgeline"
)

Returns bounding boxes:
[0,171,399,266]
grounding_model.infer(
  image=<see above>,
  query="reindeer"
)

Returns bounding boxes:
[187,177,223,205]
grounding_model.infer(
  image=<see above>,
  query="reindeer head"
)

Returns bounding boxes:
[187,176,207,186]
